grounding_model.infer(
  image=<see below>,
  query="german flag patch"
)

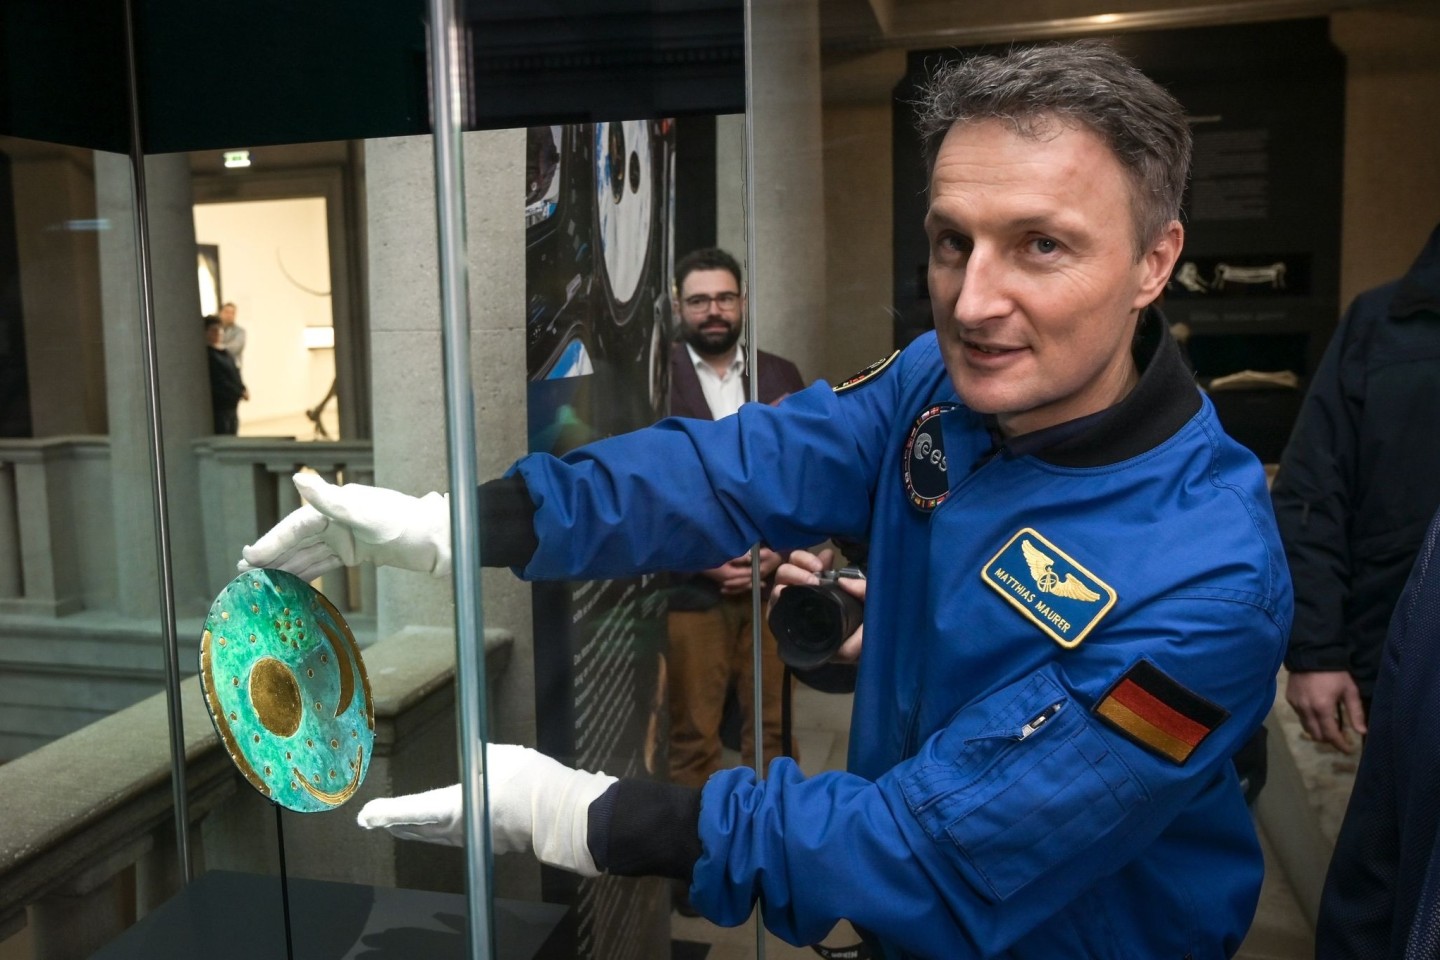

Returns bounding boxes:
[1094,660,1228,765]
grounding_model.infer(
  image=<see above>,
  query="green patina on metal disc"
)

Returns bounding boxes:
[199,569,375,813]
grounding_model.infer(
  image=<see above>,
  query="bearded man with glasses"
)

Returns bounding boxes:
[665,249,806,911]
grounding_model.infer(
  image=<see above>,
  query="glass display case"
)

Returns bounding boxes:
[1,1,1436,959]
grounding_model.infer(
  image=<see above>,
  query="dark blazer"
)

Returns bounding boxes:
[667,341,805,610]
[1318,505,1440,958]
[668,341,804,420]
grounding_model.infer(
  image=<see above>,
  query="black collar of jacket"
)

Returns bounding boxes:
[1016,306,1201,468]
[1390,222,1440,320]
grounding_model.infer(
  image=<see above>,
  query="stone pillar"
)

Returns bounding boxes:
[363,131,531,740]
[363,135,452,640]
[94,151,212,618]
[462,129,534,749]
[740,0,827,380]
[822,49,908,382]
[10,144,109,437]
[714,114,747,267]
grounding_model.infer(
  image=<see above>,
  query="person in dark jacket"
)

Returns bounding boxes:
[1272,222,1440,752]
[205,314,248,434]
[1317,504,1440,958]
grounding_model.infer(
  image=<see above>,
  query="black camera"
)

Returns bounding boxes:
[767,568,865,670]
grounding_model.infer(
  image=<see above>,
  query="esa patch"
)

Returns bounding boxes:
[982,528,1116,648]
[834,351,899,394]
[1095,660,1229,765]
[903,403,954,511]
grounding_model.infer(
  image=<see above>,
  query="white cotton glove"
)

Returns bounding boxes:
[237,472,451,581]
[355,744,618,877]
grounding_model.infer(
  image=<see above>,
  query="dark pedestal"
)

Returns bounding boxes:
[90,869,567,960]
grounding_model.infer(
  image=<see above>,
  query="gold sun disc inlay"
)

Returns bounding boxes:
[249,657,303,737]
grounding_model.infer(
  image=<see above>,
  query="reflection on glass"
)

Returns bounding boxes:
[0,133,184,957]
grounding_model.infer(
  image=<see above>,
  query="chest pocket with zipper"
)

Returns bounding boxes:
[896,670,1147,901]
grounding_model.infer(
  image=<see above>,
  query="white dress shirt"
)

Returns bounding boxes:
[686,343,747,419]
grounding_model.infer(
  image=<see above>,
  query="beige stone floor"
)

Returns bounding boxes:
[672,675,1349,960]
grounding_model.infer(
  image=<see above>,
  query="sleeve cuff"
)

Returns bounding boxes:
[479,476,539,569]
[586,778,703,880]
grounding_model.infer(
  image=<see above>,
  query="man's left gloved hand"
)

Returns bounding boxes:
[355,744,616,877]
[238,472,452,581]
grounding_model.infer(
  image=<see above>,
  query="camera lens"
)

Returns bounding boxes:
[768,582,863,670]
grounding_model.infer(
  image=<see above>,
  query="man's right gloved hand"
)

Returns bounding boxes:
[356,744,617,877]
[238,472,451,581]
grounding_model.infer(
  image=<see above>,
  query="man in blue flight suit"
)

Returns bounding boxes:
[241,40,1291,959]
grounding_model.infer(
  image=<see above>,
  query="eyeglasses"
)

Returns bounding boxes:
[681,292,740,313]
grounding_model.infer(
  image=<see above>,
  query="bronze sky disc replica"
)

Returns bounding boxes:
[199,569,375,813]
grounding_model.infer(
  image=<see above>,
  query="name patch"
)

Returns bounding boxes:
[982,528,1116,648]
[903,403,954,512]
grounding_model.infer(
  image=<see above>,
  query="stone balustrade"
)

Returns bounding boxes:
[0,436,378,761]
[0,437,110,618]
[191,436,375,617]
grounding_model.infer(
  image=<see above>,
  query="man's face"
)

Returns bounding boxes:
[219,304,236,326]
[677,268,744,357]
[206,324,224,347]
[925,118,1181,436]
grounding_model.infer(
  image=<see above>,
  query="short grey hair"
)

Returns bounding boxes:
[915,40,1192,259]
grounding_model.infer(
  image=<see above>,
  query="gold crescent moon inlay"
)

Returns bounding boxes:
[316,591,370,727]
[293,745,366,805]
[318,617,354,718]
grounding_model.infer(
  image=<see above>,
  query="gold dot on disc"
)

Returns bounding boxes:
[290,780,298,790]
[320,654,328,664]
[218,637,226,646]
[330,739,339,748]
[306,669,314,678]
[247,658,303,738]
[253,734,260,743]
[314,701,322,711]
[307,739,314,748]
[283,608,291,616]
[221,611,230,620]
[229,712,237,721]
[329,770,337,779]
[249,634,257,643]
[285,751,292,760]
[251,605,259,614]
[264,766,271,776]
[232,677,239,686]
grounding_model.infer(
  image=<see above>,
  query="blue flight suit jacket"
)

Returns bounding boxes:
[511,316,1291,959]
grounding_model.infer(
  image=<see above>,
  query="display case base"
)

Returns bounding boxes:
[90,869,567,959]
